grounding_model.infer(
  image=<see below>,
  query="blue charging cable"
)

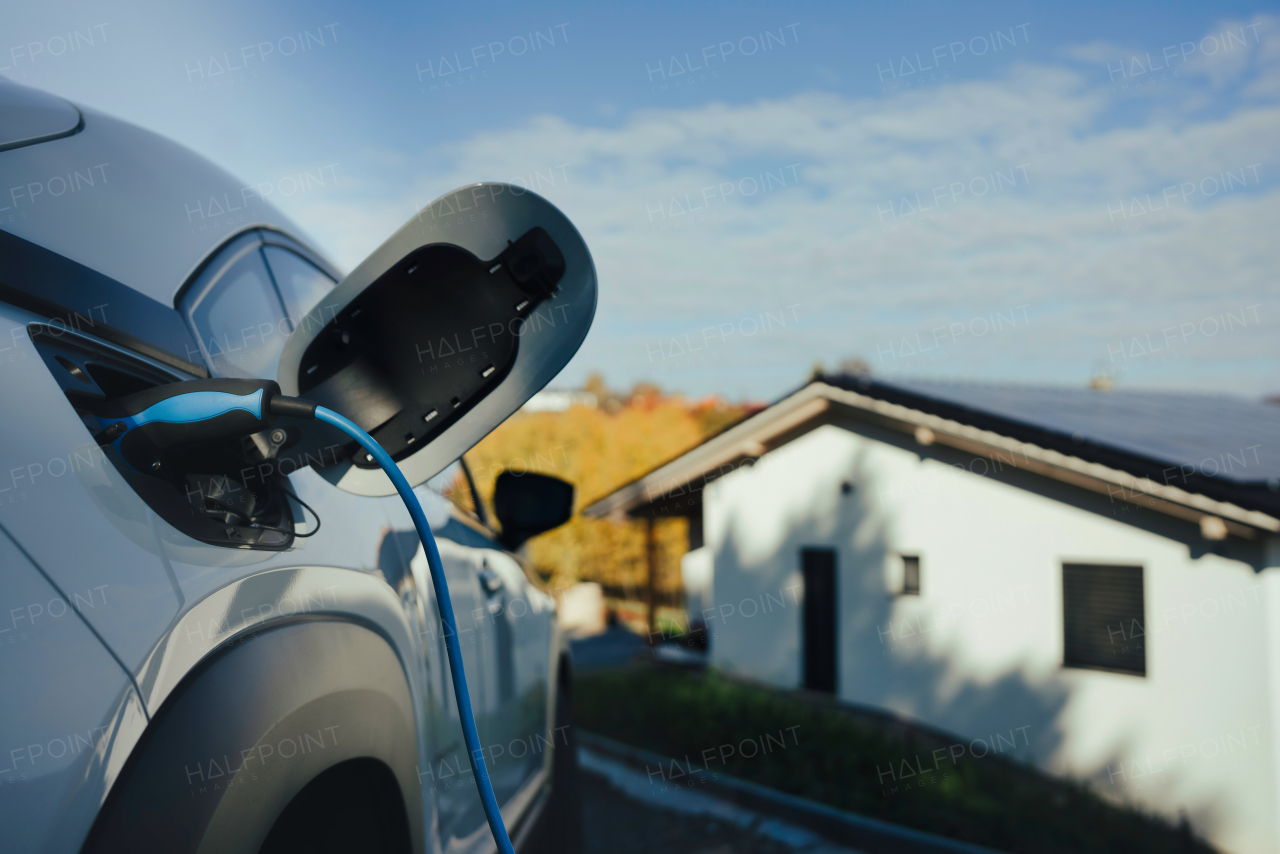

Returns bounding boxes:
[95,380,516,854]
[313,406,516,854]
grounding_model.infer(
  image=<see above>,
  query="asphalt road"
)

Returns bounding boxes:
[582,767,801,854]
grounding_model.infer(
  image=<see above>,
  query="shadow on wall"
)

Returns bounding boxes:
[707,427,1234,841]
[711,436,1069,757]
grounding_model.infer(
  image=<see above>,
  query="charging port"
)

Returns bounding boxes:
[29,323,298,550]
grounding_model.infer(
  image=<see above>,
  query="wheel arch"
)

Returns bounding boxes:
[81,618,424,854]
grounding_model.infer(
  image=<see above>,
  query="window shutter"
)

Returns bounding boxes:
[1062,563,1145,676]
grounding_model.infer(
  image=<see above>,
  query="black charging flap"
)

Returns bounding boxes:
[276,183,596,496]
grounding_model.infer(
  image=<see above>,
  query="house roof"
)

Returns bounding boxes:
[849,378,1280,485]
[582,376,1280,541]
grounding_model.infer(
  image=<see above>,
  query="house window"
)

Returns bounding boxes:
[1062,563,1145,676]
[901,556,920,595]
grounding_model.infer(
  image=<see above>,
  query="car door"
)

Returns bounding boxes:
[381,460,557,851]
[474,546,554,811]
[445,524,551,813]
[380,467,494,850]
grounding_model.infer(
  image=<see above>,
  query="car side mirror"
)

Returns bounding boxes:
[492,471,574,551]
[276,183,597,496]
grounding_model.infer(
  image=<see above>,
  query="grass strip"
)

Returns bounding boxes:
[574,664,1213,854]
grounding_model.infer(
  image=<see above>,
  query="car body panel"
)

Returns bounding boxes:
[0,83,83,152]
[0,526,149,854]
[85,619,426,854]
[0,301,187,673]
[131,565,426,718]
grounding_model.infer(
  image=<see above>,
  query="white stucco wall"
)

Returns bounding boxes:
[703,422,1279,854]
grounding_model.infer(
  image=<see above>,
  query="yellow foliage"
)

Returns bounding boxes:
[456,398,745,596]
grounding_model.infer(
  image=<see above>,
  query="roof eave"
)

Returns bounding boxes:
[582,382,1280,540]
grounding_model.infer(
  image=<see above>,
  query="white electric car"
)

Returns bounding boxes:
[0,81,594,854]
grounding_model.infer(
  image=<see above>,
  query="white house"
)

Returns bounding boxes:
[585,376,1280,854]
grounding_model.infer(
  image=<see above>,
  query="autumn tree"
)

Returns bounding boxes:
[455,378,748,605]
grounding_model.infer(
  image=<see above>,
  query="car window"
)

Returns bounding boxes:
[263,245,336,326]
[185,248,289,379]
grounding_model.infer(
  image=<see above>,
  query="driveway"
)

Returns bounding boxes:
[580,744,861,854]
[583,767,820,854]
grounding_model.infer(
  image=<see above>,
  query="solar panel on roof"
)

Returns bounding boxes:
[875,379,1280,484]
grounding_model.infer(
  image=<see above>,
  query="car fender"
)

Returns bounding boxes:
[83,617,425,854]
[131,565,427,717]
[83,565,432,852]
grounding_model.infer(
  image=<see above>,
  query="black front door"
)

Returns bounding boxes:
[801,548,837,693]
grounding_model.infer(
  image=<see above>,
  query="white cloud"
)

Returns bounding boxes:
[1181,15,1274,89]
[280,31,1280,399]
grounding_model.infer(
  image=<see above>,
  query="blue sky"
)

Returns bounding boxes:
[5,0,1279,401]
